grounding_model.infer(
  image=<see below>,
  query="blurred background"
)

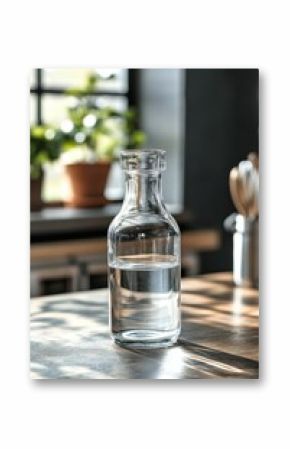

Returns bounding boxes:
[30,68,258,297]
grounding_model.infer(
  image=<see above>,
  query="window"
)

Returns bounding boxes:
[30,68,130,126]
[30,68,135,202]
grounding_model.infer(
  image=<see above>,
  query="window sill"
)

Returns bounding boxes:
[31,203,192,242]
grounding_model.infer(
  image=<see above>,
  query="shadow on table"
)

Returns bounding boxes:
[30,294,259,381]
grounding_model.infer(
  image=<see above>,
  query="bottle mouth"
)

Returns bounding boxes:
[120,149,166,173]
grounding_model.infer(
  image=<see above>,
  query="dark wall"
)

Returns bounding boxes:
[184,69,259,272]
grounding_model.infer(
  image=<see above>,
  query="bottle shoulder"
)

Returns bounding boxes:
[108,207,180,238]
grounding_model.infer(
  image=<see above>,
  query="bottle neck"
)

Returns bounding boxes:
[123,172,163,212]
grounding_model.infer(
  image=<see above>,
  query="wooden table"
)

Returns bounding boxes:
[30,273,259,379]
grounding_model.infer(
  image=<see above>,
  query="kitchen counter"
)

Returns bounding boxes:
[30,273,259,379]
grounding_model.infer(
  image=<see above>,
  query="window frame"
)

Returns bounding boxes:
[30,68,139,125]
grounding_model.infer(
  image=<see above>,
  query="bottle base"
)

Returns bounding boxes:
[112,329,180,349]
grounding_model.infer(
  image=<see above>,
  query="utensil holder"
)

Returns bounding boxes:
[224,213,259,288]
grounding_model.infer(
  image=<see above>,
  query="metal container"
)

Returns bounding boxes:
[224,213,259,287]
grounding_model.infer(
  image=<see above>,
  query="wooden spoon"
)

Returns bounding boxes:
[238,160,259,218]
[229,167,247,215]
[247,152,259,170]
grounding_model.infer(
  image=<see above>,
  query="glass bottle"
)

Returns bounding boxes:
[108,149,181,348]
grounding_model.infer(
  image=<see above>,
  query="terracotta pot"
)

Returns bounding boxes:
[64,162,111,208]
[30,175,43,212]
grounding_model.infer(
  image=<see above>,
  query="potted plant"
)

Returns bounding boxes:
[59,73,146,208]
[30,125,60,211]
